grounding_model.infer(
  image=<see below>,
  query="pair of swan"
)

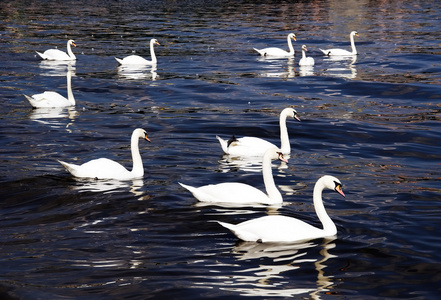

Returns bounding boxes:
[255,30,358,60]
[180,147,287,205]
[58,128,151,180]
[24,69,75,108]
[216,107,300,157]
[36,38,160,65]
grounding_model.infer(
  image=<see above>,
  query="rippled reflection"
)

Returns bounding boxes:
[195,240,336,298]
[29,107,78,130]
[68,178,144,196]
[38,60,76,76]
[322,55,357,79]
[117,65,158,80]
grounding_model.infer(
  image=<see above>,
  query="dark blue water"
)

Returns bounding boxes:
[1,0,441,299]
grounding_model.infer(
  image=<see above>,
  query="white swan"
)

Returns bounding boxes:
[320,31,358,56]
[24,69,75,108]
[217,175,345,243]
[254,33,296,57]
[216,107,300,157]
[299,45,315,66]
[58,128,151,180]
[179,148,287,205]
[115,39,160,65]
[36,39,77,61]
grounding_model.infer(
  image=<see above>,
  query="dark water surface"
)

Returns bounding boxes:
[1,0,441,299]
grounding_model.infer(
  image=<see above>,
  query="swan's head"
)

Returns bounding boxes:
[282,107,301,122]
[134,128,151,142]
[265,148,288,163]
[302,45,308,51]
[288,33,296,41]
[151,39,160,46]
[350,31,359,37]
[68,39,76,47]
[321,175,345,198]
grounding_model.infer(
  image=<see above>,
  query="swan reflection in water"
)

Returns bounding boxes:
[218,154,290,173]
[256,57,296,79]
[117,65,158,80]
[68,178,144,197]
[321,55,357,79]
[39,60,76,77]
[29,107,78,131]
[195,239,337,298]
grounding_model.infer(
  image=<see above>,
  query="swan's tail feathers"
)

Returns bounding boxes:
[35,51,48,60]
[23,94,36,107]
[58,160,78,176]
[178,182,197,194]
[114,57,124,64]
[216,135,229,154]
[319,49,331,56]
[217,221,258,242]
[253,48,264,56]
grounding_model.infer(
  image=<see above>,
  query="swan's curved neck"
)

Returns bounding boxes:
[301,49,307,60]
[287,36,295,55]
[279,112,290,154]
[130,132,144,177]
[313,180,336,235]
[66,70,75,105]
[350,34,357,55]
[67,41,76,60]
[150,40,157,64]
[262,154,282,203]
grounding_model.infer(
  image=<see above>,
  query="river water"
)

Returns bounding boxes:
[1,0,440,299]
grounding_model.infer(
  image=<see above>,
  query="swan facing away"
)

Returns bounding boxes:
[320,31,358,56]
[36,39,77,61]
[58,128,151,180]
[115,39,160,65]
[217,175,345,243]
[254,33,296,57]
[217,107,300,157]
[179,147,287,205]
[299,45,315,66]
[24,69,75,108]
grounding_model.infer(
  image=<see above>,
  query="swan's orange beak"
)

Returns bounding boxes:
[292,36,296,41]
[72,42,77,47]
[294,113,301,122]
[145,135,151,142]
[335,185,345,198]
[155,41,160,46]
[278,152,288,163]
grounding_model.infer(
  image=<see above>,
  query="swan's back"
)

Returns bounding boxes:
[219,215,326,242]
[116,55,150,65]
[180,182,270,204]
[223,136,277,156]
[25,92,70,108]
[59,158,132,180]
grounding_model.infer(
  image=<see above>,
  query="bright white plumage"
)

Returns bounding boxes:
[24,69,75,108]
[254,33,296,57]
[36,39,77,61]
[217,175,345,242]
[320,31,359,56]
[58,128,151,180]
[216,107,300,157]
[115,39,160,65]
[179,148,287,205]
[299,45,315,66]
